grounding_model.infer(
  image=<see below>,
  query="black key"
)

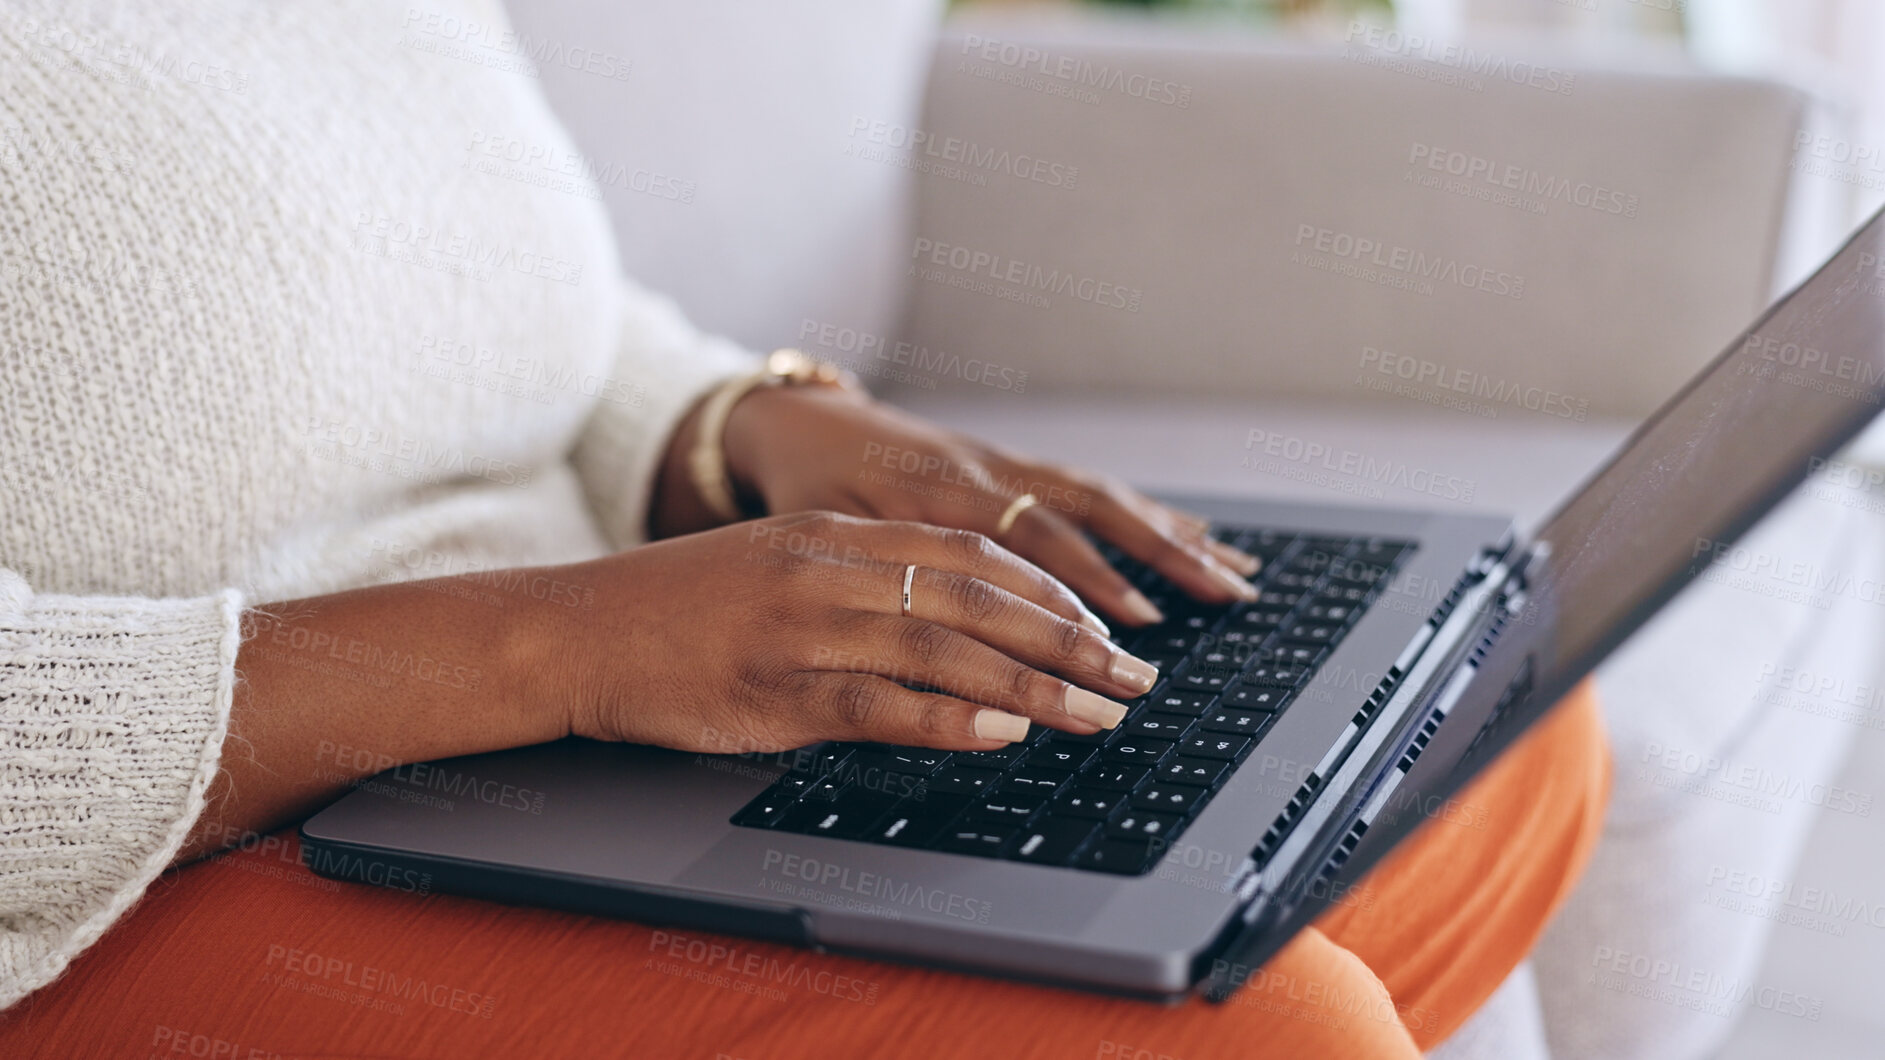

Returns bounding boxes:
[965,791,1046,826]
[802,777,850,802]
[1281,621,1343,646]
[1231,606,1292,631]
[1082,764,1148,790]
[1076,836,1160,875]
[1108,810,1182,841]
[1223,684,1292,713]
[1124,715,1190,740]
[1267,570,1319,593]
[840,762,931,802]
[1245,662,1312,688]
[953,746,1023,768]
[776,794,882,836]
[1010,818,1098,864]
[1180,735,1250,761]
[1146,690,1214,718]
[874,794,971,846]
[1263,644,1326,667]
[1355,539,1413,567]
[1284,548,1339,576]
[1054,786,1124,818]
[852,747,948,773]
[936,824,1016,857]
[805,745,853,775]
[1322,583,1369,604]
[1192,649,1248,674]
[774,773,816,798]
[1302,602,1355,624]
[732,793,795,828]
[1102,739,1174,766]
[1046,727,1112,746]
[1157,757,1230,787]
[1131,785,1203,814]
[1001,768,1073,797]
[926,765,1004,797]
[1168,611,1219,634]
[1133,630,1207,657]
[811,786,903,838]
[1236,529,1299,567]
[1025,745,1095,772]
[1173,668,1233,695]
[1201,709,1269,737]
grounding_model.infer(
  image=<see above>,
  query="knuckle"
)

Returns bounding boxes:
[955,575,1001,621]
[897,620,952,666]
[1006,663,1038,703]
[828,676,885,733]
[915,696,952,742]
[1050,618,1085,664]
[735,653,797,697]
[946,527,995,568]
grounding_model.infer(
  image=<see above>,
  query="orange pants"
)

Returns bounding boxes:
[0,684,1609,1060]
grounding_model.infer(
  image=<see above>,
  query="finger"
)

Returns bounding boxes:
[1000,501,1168,628]
[843,517,1111,636]
[845,613,1133,734]
[813,672,1030,749]
[1080,483,1259,606]
[901,568,1160,699]
[1177,521,1263,577]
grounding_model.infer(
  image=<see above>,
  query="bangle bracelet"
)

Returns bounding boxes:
[686,349,863,524]
[687,368,772,524]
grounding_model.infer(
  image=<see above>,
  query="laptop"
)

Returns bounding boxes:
[302,207,1885,1003]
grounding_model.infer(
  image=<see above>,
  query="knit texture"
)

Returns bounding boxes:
[0,0,754,1007]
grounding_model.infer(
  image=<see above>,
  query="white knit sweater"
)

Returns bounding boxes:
[0,0,755,1007]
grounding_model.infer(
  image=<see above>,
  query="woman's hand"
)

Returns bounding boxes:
[551,511,1160,754]
[719,385,1262,628]
[188,510,1159,862]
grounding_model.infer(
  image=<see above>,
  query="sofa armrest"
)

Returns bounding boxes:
[881,14,1816,418]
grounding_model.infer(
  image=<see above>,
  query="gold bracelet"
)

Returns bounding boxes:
[686,349,862,523]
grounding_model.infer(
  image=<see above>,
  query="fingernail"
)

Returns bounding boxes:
[1063,686,1128,729]
[1109,649,1159,693]
[1121,588,1164,625]
[1079,608,1112,639]
[1219,547,1262,577]
[1205,555,1259,601]
[973,709,1030,743]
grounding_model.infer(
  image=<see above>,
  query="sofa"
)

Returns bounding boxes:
[509,2,1881,1055]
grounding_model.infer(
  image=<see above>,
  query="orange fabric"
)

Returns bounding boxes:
[0,683,1608,1060]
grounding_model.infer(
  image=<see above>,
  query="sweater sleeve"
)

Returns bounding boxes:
[0,569,244,1010]
[570,279,760,550]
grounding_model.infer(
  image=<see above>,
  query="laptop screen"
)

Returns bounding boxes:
[1531,206,1885,691]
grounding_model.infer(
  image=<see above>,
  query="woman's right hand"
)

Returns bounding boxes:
[542,511,1163,755]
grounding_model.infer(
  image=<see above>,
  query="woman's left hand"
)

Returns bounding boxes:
[721,385,1261,629]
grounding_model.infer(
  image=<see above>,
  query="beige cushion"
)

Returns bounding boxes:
[894,18,1809,418]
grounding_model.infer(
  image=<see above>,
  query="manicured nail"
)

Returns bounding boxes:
[1204,555,1259,601]
[1079,608,1112,638]
[1109,649,1159,693]
[1063,686,1128,729]
[1214,543,1262,577]
[973,709,1030,743]
[1121,588,1164,625]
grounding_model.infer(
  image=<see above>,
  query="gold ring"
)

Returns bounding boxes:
[995,493,1040,536]
[901,563,917,617]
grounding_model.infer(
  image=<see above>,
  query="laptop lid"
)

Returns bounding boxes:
[1204,206,1885,997]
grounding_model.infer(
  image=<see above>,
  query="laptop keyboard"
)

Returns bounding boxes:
[730,526,1415,876]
